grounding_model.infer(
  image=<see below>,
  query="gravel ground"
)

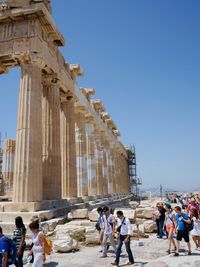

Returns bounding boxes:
[22,234,200,267]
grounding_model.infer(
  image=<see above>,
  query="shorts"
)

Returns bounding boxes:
[176,230,189,242]
[166,224,175,233]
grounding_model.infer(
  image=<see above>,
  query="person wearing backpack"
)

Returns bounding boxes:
[0,226,8,267]
[174,206,192,256]
[111,210,134,266]
[28,220,46,267]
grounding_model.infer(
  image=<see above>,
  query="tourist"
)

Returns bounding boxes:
[111,210,134,266]
[96,207,104,252]
[28,220,46,267]
[163,204,176,254]
[157,202,166,239]
[152,203,160,237]
[13,216,26,267]
[0,226,8,267]
[101,206,116,257]
[174,206,192,256]
[190,210,200,250]
[187,198,199,217]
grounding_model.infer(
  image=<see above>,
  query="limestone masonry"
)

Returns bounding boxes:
[0,0,130,209]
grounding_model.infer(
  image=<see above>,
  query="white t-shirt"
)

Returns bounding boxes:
[191,217,200,236]
[103,214,115,235]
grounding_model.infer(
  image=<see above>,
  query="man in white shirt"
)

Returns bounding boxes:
[101,206,116,257]
[111,210,134,266]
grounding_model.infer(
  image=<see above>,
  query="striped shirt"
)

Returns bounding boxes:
[13,226,26,249]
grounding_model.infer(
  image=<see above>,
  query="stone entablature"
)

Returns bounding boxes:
[0,0,130,204]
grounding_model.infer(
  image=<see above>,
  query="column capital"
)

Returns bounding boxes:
[0,65,8,74]
[42,73,60,87]
[69,64,84,78]
[80,87,95,100]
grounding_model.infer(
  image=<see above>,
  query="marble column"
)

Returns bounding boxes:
[75,106,88,197]
[42,76,61,200]
[2,139,15,196]
[85,117,97,196]
[13,64,43,202]
[111,149,117,193]
[102,137,108,195]
[94,129,103,195]
[60,96,77,198]
[107,147,114,194]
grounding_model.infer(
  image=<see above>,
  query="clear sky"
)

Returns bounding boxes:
[0,0,200,191]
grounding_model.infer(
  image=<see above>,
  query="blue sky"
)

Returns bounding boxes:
[0,0,200,191]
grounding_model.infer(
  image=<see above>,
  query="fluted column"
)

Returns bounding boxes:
[102,137,108,195]
[60,96,77,198]
[42,76,61,200]
[85,116,97,196]
[75,106,88,197]
[94,129,103,195]
[13,63,43,202]
[107,146,114,194]
[2,139,15,196]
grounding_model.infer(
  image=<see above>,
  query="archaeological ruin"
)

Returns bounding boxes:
[0,0,133,213]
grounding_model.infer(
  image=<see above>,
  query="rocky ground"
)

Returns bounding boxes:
[22,234,200,267]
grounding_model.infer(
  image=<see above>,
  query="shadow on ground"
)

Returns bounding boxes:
[44,262,59,267]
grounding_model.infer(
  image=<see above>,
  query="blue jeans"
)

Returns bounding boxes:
[158,219,164,238]
[115,235,134,264]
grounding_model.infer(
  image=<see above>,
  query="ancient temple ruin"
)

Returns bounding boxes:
[0,0,131,210]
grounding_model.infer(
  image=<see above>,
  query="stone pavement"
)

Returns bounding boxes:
[19,234,200,267]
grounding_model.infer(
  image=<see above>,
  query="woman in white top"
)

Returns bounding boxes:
[28,220,46,267]
[190,210,200,250]
[163,204,176,254]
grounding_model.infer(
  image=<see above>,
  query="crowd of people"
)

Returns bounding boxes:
[96,206,134,266]
[0,195,199,266]
[152,194,200,256]
[0,216,46,267]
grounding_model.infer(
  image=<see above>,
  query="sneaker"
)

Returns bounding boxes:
[174,253,179,256]
[188,251,192,255]
[166,249,170,254]
[126,262,134,265]
[111,262,119,266]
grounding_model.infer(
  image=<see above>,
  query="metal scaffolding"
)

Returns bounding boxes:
[127,145,142,197]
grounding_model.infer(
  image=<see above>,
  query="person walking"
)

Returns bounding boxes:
[0,226,9,267]
[174,206,192,256]
[111,210,134,266]
[13,216,26,267]
[96,207,105,252]
[190,210,200,250]
[28,220,46,267]
[157,202,166,239]
[163,204,176,254]
[101,206,116,258]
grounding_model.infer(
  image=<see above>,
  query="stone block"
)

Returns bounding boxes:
[143,220,157,233]
[114,208,136,222]
[53,236,78,253]
[136,207,154,219]
[88,208,98,222]
[71,208,88,219]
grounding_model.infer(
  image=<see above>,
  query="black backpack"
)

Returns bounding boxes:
[184,219,194,232]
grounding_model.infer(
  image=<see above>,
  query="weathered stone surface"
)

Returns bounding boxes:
[143,220,157,233]
[71,209,88,219]
[85,232,100,245]
[114,208,136,222]
[132,223,145,234]
[136,207,154,219]
[53,236,78,252]
[146,262,169,267]
[88,208,98,222]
